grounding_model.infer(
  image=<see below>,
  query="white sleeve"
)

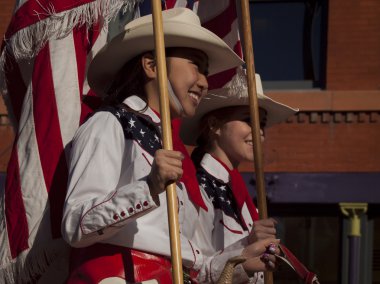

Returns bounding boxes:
[61,112,158,248]
[194,189,259,283]
[197,237,261,284]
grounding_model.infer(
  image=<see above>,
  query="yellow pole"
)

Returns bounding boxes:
[151,2,183,283]
[240,1,272,283]
[339,203,368,236]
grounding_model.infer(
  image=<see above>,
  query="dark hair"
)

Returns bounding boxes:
[104,53,148,112]
[191,106,257,168]
[191,109,227,168]
[103,48,180,112]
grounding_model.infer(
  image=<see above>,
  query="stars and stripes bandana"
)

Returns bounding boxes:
[213,156,259,224]
[197,168,241,224]
[198,155,259,229]
[106,105,207,211]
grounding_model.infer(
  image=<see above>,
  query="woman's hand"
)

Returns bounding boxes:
[147,149,184,198]
[242,238,280,276]
[248,218,277,244]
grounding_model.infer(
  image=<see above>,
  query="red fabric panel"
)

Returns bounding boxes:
[5,145,29,258]
[32,43,67,238]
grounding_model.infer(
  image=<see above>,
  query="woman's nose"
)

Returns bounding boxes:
[197,73,208,93]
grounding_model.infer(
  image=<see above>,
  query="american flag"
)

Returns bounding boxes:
[0,0,242,283]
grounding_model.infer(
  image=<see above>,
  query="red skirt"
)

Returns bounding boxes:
[67,243,174,283]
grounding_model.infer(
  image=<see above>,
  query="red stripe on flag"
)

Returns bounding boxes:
[5,0,95,39]
[32,44,68,238]
[73,26,90,95]
[207,37,243,90]
[234,40,243,59]
[207,68,236,89]
[75,24,103,122]
[165,0,177,9]
[3,52,27,123]
[202,1,237,38]
[200,1,243,89]
[5,144,29,258]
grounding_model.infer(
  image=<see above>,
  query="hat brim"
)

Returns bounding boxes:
[180,88,298,145]
[88,15,244,97]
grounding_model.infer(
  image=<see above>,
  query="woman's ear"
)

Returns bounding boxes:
[141,53,156,79]
[208,116,221,136]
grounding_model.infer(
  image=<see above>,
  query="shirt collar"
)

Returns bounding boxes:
[123,95,161,124]
[200,153,230,183]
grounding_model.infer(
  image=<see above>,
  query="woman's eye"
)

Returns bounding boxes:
[192,61,208,76]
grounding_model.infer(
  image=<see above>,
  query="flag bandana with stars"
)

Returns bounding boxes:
[101,105,163,157]
[97,104,207,211]
[197,168,242,225]
[197,155,260,230]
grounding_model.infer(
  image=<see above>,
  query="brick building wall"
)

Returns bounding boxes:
[0,0,14,37]
[327,0,380,90]
[0,0,15,172]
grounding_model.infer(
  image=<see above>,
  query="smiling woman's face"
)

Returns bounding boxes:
[166,48,209,118]
[215,106,267,166]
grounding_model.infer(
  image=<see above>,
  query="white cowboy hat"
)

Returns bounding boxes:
[180,74,299,145]
[88,8,244,97]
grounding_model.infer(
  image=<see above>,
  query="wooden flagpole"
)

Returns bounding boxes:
[151,1,184,283]
[240,0,273,283]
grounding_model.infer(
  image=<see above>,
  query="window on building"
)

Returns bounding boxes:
[249,0,328,89]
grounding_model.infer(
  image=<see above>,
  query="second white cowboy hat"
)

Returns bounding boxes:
[88,8,244,97]
[180,74,299,145]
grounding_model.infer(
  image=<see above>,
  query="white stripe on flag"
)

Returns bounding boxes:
[83,28,108,96]
[174,0,188,8]
[49,33,81,150]
[0,190,11,265]
[16,85,50,247]
[197,0,230,23]
[222,19,240,50]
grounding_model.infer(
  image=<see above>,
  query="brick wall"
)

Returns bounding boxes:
[0,0,15,172]
[0,0,14,38]
[326,0,380,90]
[263,118,380,172]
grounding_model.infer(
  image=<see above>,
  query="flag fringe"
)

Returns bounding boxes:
[0,238,70,284]
[0,0,142,126]
[224,66,248,98]
[0,49,17,130]
[2,0,142,60]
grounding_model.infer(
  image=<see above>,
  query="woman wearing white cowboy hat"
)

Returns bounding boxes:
[61,8,274,284]
[181,74,298,283]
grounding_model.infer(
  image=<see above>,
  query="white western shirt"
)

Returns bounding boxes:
[193,153,263,284]
[62,96,203,270]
